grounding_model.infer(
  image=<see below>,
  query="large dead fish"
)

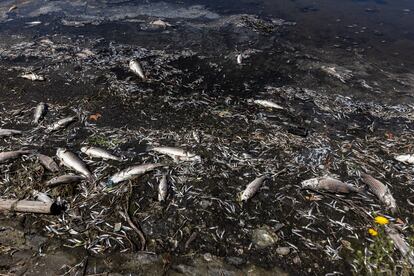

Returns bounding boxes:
[36,154,59,172]
[20,72,45,81]
[48,116,76,132]
[158,174,168,202]
[301,176,360,193]
[240,176,267,201]
[0,150,32,163]
[386,227,414,265]
[129,59,146,80]
[107,163,165,187]
[149,146,201,162]
[361,173,397,213]
[395,154,414,164]
[56,148,94,182]
[33,102,47,124]
[0,129,22,137]
[254,100,284,110]
[81,146,122,161]
[46,174,84,187]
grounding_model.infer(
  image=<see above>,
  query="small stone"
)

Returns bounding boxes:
[203,253,213,262]
[225,256,245,266]
[293,256,301,265]
[114,222,122,232]
[251,227,278,248]
[276,247,290,256]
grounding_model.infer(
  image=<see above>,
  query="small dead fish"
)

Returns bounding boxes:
[149,146,201,162]
[0,128,22,137]
[158,174,168,201]
[386,227,414,264]
[254,100,284,110]
[129,59,146,80]
[395,154,414,164]
[48,116,76,132]
[150,19,171,28]
[33,190,53,203]
[56,148,94,182]
[46,174,84,187]
[33,102,48,124]
[237,54,243,65]
[37,154,59,172]
[20,73,44,81]
[81,146,122,161]
[8,5,17,13]
[107,163,165,187]
[25,21,42,26]
[0,150,32,164]
[240,176,267,201]
[301,176,360,193]
[361,173,397,213]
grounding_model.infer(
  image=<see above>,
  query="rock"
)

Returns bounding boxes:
[276,247,290,256]
[225,256,245,266]
[251,227,278,248]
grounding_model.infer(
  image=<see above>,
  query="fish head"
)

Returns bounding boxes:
[80,146,89,154]
[56,148,67,158]
[301,178,319,189]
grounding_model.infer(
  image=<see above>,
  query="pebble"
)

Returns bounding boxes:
[276,247,290,256]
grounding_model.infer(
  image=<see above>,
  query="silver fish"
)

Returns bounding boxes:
[395,154,414,164]
[0,128,22,137]
[56,148,94,181]
[386,227,414,264]
[129,59,146,80]
[254,100,284,110]
[241,176,267,201]
[150,146,201,162]
[37,154,59,172]
[0,150,32,163]
[107,163,165,187]
[46,174,84,187]
[20,72,44,81]
[158,174,168,202]
[237,54,243,65]
[361,173,397,213]
[301,176,359,193]
[81,146,122,161]
[33,190,53,203]
[48,116,76,132]
[33,102,47,124]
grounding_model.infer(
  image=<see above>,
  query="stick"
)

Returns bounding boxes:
[0,199,62,214]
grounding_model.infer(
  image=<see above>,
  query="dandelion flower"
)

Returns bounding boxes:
[374,216,389,225]
[368,228,378,237]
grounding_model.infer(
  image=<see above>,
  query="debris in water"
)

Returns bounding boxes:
[20,73,45,81]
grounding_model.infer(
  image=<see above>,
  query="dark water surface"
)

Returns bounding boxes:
[0,0,414,275]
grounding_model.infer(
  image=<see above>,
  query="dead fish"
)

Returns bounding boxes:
[361,173,397,213]
[107,163,165,187]
[149,146,201,162]
[48,116,76,132]
[129,59,146,80]
[36,154,59,172]
[386,227,414,264]
[301,176,360,193]
[395,154,414,164]
[0,150,32,164]
[150,19,171,28]
[46,174,84,187]
[0,128,22,137]
[33,102,47,124]
[240,176,267,201]
[20,73,44,81]
[33,190,53,203]
[56,148,94,182]
[254,100,284,110]
[237,54,243,65]
[81,146,123,161]
[158,174,168,201]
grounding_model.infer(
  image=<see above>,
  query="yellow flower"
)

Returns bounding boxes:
[368,228,378,237]
[374,216,389,225]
